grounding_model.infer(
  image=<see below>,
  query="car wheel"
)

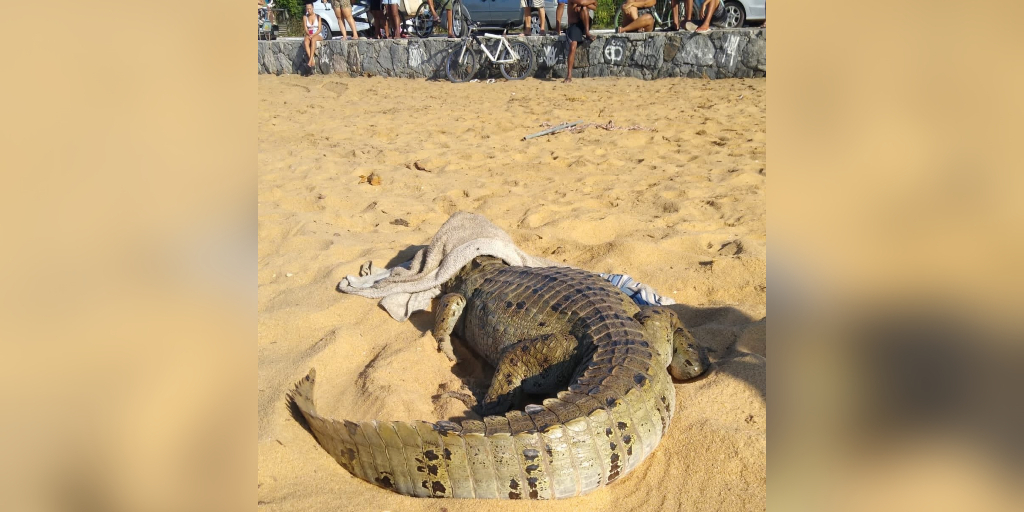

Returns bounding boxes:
[529,11,541,35]
[320,23,332,40]
[720,1,746,28]
[453,5,469,38]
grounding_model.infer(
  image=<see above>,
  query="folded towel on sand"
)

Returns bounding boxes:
[337,212,674,321]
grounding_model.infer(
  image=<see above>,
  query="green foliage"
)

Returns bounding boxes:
[593,0,618,28]
[275,0,305,19]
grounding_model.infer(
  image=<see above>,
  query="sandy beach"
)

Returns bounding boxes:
[258,75,765,511]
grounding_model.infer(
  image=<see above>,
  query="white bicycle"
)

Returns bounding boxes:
[445,22,535,83]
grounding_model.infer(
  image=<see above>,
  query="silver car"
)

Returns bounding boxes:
[462,0,558,33]
[717,0,766,28]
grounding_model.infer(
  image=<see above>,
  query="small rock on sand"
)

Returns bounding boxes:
[718,240,743,256]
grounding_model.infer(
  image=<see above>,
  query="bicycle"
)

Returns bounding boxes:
[613,0,677,32]
[411,0,471,38]
[445,22,535,83]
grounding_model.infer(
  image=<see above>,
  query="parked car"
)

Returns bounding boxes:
[461,0,558,33]
[712,0,766,28]
[311,0,373,39]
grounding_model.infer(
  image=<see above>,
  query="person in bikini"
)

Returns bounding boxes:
[563,0,596,84]
[302,3,323,69]
[617,0,656,33]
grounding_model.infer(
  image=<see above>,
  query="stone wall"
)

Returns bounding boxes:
[258,28,765,79]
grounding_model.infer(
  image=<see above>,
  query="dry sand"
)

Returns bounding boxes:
[258,75,766,511]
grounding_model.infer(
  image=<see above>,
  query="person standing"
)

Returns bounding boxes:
[330,0,360,39]
[369,0,385,38]
[382,0,405,38]
[554,0,566,35]
[522,0,547,36]
[563,0,596,83]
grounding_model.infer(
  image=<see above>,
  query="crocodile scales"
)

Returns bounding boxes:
[289,256,707,499]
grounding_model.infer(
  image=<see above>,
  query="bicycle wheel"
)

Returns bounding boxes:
[445,42,478,83]
[499,41,534,81]
[412,3,435,38]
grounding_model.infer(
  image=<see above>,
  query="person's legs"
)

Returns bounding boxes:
[447,8,454,37]
[564,40,577,83]
[555,2,564,35]
[523,7,532,36]
[371,10,383,38]
[303,37,312,64]
[696,0,717,31]
[342,8,359,39]
[537,4,546,35]
[309,34,322,66]
[582,7,594,40]
[670,0,681,29]
[684,0,694,21]
[333,7,348,38]
[388,4,401,38]
[619,13,653,33]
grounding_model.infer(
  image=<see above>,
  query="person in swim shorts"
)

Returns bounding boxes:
[617,0,656,33]
[563,0,596,83]
[521,0,547,36]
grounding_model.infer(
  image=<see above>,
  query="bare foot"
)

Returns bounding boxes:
[695,25,711,33]
[563,77,572,83]
[586,33,596,41]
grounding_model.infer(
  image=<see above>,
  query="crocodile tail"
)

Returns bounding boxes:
[288,368,670,499]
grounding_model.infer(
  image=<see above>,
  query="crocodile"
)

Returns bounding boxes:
[289,256,708,499]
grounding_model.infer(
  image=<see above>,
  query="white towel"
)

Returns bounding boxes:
[337,211,674,321]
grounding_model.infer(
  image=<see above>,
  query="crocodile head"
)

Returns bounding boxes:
[669,326,709,381]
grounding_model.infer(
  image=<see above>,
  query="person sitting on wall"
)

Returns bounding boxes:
[556,0,593,36]
[680,0,726,33]
[425,0,456,39]
[617,0,656,33]
[563,0,597,83]
[302,2,323,69]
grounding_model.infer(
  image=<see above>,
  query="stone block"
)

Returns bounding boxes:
[679,34,715,66]
[663,38,680,63]
[715,32,747,73]
[631,35,664,69]
[742,35,765,70]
